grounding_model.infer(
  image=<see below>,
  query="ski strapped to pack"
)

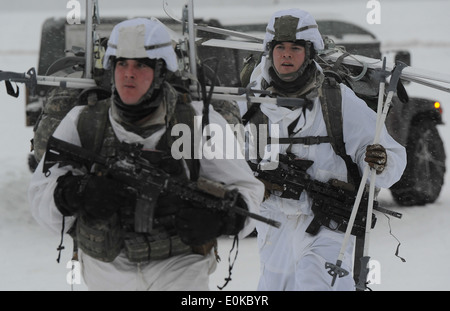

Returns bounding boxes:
[0,68,37,97]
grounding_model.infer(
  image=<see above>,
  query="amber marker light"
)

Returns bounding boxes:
[434,101,443,114]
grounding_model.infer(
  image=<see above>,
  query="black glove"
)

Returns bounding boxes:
[364,144,387,174]
[175,194,248,246]
[54,172,136,219]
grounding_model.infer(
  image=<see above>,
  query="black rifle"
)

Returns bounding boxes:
[43,136,281,233]
[247,154,401,236]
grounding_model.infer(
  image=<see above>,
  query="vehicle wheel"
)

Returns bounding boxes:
[390,119,446,206]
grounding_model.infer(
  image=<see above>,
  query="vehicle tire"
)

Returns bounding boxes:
[390,119,446,206]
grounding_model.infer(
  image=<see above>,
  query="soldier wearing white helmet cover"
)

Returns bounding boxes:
[28,17,264,291]
[240,9,406,290]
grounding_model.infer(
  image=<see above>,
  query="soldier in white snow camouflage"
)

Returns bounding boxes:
[28,17,264,291]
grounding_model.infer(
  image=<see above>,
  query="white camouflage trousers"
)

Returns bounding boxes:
[256,206,356,291]
[79,249,217,291]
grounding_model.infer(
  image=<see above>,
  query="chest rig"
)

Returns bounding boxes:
[73,85,201,263]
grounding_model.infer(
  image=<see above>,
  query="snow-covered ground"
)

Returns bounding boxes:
[1,0,450,291]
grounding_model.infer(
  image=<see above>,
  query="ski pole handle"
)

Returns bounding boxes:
[386,61,408,93]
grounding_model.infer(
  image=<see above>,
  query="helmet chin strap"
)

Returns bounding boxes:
[275,69,301,82]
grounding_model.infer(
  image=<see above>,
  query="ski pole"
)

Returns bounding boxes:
[325,57,388,286]
[354,58,387,290]
[84,0,100,79]
[355,60,407,290]
[163,0,263,43]
[325,59,407,287]
[185,0,197,82]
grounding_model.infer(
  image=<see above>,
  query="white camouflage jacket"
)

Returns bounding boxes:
[28,100,264,239]
[238,59,407,216]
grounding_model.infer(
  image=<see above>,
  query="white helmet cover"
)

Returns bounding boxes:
[263,9,324,52]
[103,17,178,72]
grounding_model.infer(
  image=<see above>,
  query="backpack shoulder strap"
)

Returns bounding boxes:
[319,77,361,185]
[76,98,111,154]
[157,90,201,181]
[242,102,262,126]
[176,99,201,182]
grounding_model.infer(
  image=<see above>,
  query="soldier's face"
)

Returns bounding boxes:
[272,42,306,75]
[114,59,154,105]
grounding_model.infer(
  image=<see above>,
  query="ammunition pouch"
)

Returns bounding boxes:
[75,213,201,263]
[124,230,192,263]
[306,193,377,237]
[76,212,123,262]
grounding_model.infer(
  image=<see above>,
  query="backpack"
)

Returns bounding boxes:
[30,86,110,170]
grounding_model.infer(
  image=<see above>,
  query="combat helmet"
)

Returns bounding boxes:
[103,17,178,122]
[263,9,324,82]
